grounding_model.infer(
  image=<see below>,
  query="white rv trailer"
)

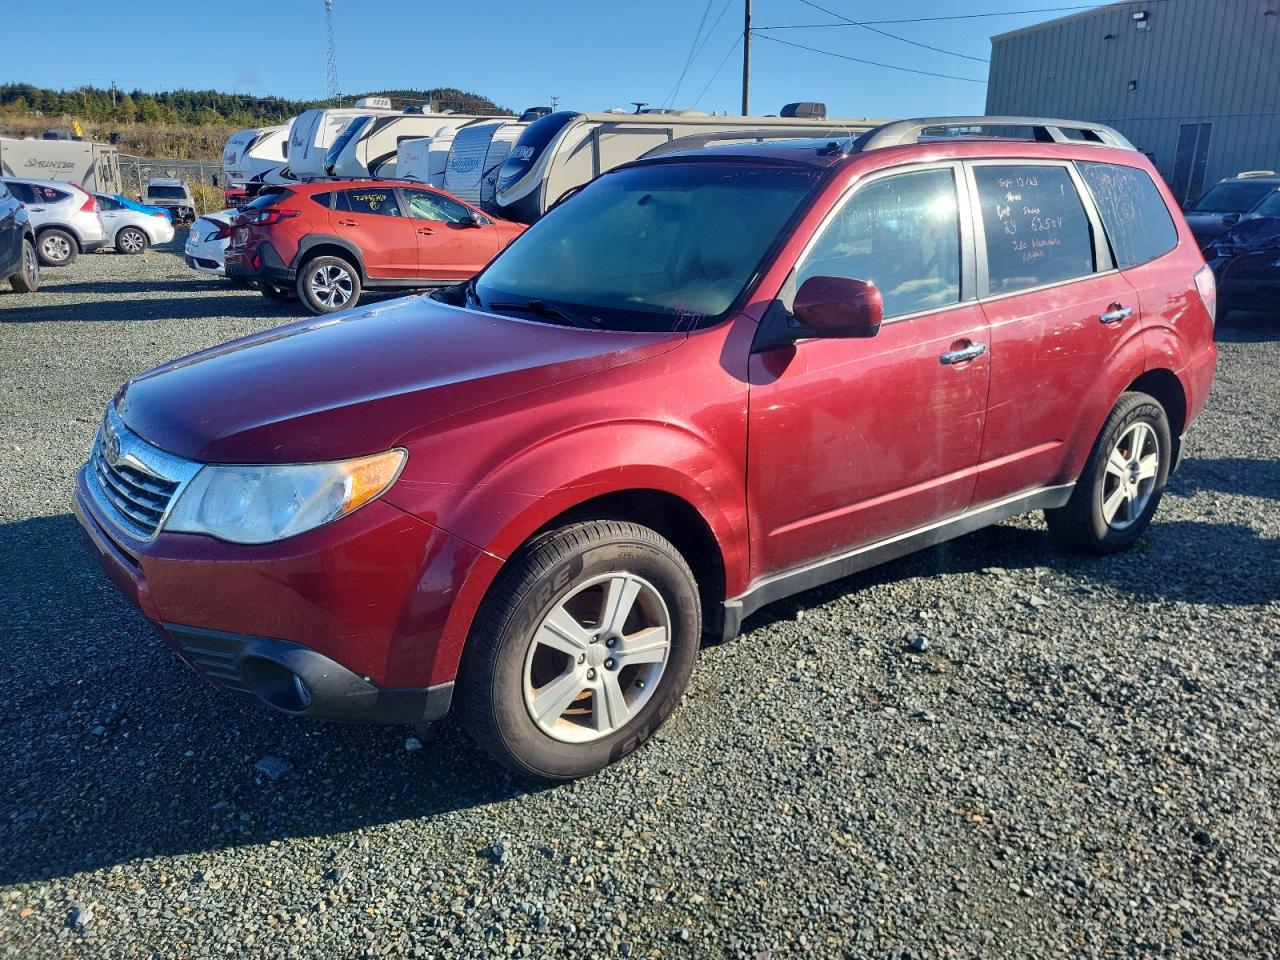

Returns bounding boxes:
[493,107,888,222]
[222,121,294,190]
[0,137,121,194]
[323,111,521,179]
[286,104,403,180]
[440,121,526,207]
[394,129,457,186]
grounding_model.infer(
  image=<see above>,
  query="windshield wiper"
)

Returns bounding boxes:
[486,298,602,328]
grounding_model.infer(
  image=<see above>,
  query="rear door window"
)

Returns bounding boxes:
[1077,161,1178,268]
[972,164,1095,294]
[336,188,400,216]
[31,184,70,204]
[796,167,962,319]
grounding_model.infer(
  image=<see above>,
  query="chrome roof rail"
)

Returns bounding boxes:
[853,116,1135,151]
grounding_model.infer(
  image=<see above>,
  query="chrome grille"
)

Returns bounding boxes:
[86,406,201,540]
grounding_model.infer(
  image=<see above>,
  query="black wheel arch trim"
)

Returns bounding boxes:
[295,233,366,278]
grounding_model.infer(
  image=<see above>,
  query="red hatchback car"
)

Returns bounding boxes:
[225,180,525,314]
[76,117,1216,779]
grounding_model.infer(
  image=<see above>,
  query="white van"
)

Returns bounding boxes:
[493,107,888,222]
[440,121,526,207]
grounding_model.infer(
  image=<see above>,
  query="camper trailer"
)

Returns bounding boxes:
[0,137,121,194]
[285,100,405,180]
[324,112,518,180]
[394,130,456,186]
[440,121,526,207]
[222,121,294,193]
[492,106,886,222]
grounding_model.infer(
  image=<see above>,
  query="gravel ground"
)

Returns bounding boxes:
[1,241,1277,959]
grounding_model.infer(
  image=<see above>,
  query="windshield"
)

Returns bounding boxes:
[475,162,821,332]
[324,116,371,169]
[1193,180,1274,214]
[147,185,188,200]
[1253,190,1280,218]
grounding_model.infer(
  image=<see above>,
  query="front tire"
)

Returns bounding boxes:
[296,255,360,314]
[1045,391,1172,554]
[458,520,701,781]
[9,237,39,292]
[116,226,148,255]
[37,228,77,267]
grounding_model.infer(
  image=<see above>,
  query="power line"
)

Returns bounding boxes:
[794,0,989,63]
[693,35,744,108]
[756,0,1168,29]
[755,33,987,83]
[665,0,716,108]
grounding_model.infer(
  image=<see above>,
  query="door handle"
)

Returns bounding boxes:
[416,227,435,235]
[1100,305,1133,324]
[336,218,358,227]
[939,342,988,365]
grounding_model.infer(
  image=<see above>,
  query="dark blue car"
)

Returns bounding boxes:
[1206,215,1280,319]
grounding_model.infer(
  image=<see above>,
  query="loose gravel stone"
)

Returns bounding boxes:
[1,247,1278,958]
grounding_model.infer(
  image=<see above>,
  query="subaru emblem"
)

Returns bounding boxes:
[104,426,121,466]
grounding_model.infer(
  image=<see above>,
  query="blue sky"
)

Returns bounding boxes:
[6,0,1111,118]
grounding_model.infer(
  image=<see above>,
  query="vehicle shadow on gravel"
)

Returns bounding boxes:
[738,509,1280,637]
[3,505,1275,886]
[0,292,305,324]
[1215,311,1280,343]
[0,514,538,887]
[1170,457,1280,500]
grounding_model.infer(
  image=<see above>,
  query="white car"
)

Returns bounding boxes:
[95,195,175,254]
[1,177,105,266]
[184,209,236,277]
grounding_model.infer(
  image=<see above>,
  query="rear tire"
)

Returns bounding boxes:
[9,237,39,292]
[457,520,701,781]
[1045,391,1171,554]
[37,228,77,267]
[116,226,148,255]
[296,255,361,314]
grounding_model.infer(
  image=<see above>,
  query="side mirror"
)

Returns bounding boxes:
[792,275,883,338]
[462,211,484,228]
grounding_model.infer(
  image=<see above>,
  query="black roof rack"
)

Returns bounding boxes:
[853,116,1134,151]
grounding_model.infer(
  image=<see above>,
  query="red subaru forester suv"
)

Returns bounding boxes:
[225,180,525,314]
[76,117,1216,780]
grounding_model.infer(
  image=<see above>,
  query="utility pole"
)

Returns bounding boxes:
[550,95,559,111]
[111,80,117,108]
[741,0,751,115]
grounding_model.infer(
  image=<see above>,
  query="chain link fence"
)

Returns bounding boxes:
[118,153,226,216]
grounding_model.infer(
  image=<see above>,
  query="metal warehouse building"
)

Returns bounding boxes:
[985,0,1280,205]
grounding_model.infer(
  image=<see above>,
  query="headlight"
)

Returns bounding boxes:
[165,449,406,544]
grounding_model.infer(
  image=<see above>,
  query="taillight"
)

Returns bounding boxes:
[247,209,300,226]
[80,195,97,213]
[1194,264,1217,327]
[151,211,167,217]
[213,222,231,240]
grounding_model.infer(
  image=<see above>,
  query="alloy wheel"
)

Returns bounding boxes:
[309,264,353,308]
[522,572,672,744]
[23,242,38,286]
[119,229,145,253]
[42,234,71,263]
[1101,421,1159,530]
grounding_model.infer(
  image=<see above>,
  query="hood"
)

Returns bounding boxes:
[118,297,682,463]
[1184,211,1240,247]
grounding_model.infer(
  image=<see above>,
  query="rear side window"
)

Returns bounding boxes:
[1078,162,1178,268]
[973,164,1095,294]
[31,184,70,203]
[309,191,332,209]
[797,168,961,319]
[336,188,401,217]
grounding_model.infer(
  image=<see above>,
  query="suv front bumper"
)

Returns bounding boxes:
[72,464,485,724]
